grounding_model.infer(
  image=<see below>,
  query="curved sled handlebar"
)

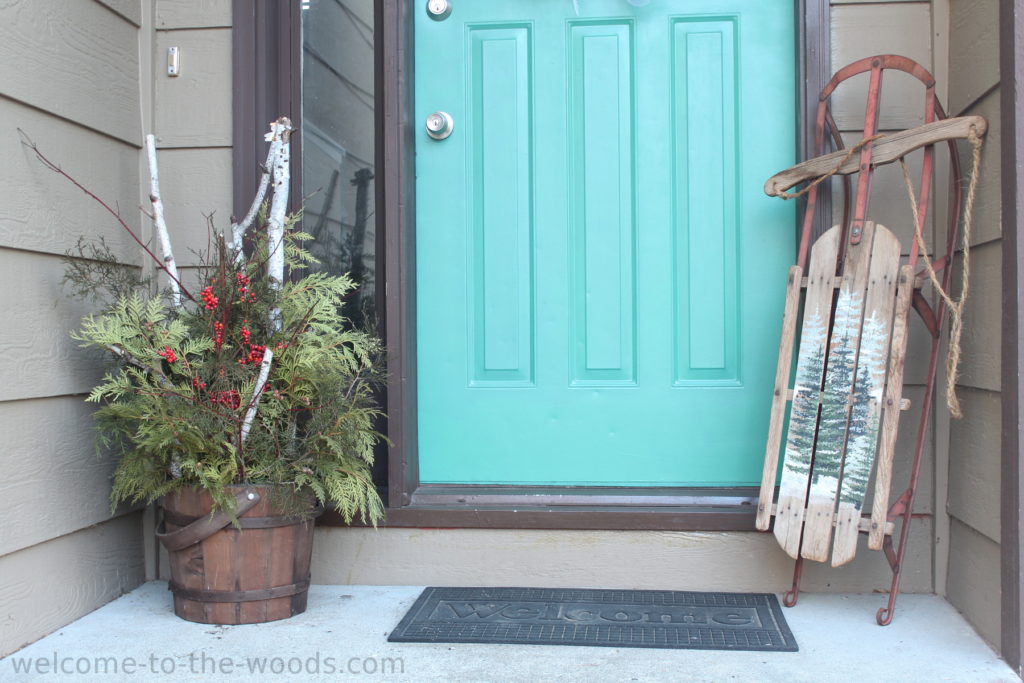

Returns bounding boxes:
[765,116,988,197]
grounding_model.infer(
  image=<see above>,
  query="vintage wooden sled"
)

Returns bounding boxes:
[755,55,986,625]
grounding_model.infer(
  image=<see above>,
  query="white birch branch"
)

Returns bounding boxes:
[145,134,182,308]
[266,117,293,332]
[107,343,150,372]
[107,343,172,388]
[240,348,274,445]
[230,134,282,262]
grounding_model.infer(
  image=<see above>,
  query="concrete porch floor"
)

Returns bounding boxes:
[1,582,1017,682]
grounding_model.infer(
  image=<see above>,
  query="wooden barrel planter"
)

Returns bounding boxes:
[157,485,318,625]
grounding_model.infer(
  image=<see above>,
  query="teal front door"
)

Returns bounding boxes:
[414,0,795,486]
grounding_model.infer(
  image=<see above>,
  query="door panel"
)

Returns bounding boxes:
[415,0,795,486]
[568,21,637,386]
[673,18,738,383]
[467,25,534,386]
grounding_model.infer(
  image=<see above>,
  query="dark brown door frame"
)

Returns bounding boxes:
[372,0,832,530]
[232,1,302,216]
[232,0,830,531]
[1001,0,1024,675]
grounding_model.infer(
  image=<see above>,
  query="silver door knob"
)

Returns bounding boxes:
[425,111,454,140]
[426,0,452,20]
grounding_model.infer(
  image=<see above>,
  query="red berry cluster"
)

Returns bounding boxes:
[275,341,289,351]
[236,321,267,365]
[241,344,266,366]
[157,345,177,363]
[213,321,225,351]
[210,390,241,410]
[192,377,207,391]
[235,273,257,303]
[201,286,219,310]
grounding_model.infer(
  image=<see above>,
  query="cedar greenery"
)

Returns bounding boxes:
[73,222,385,523]
[29,118,384,524]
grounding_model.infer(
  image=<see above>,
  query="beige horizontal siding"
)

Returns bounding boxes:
[154,29,233,148]
[830,3,933,130]
[903,317,936,385]
[97,0,142,27]
[0,98,142,263]
[0,397,137,557]
[875,383,935,513]
[153,147,234,265]
[946,387,1001,543]
[0,249,116,403]
[0,0,140,145]
[954,241,1001,392]
[948,0,999,116]
[313,522,933,593]
[940,0,1003,655]
[0,513,145,658]
[946,516,1001,648]
[958,90,1002,247]
[156,0,231,29]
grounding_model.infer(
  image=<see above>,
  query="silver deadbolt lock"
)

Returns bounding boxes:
[426,0,452,20]
[425,111,454,140]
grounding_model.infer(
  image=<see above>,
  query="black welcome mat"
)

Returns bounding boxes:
[388,587,797,652]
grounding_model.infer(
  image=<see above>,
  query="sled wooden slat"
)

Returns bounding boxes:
[800,222,877,563]
[831,224,902,567]
[868,265,915,551]
[773,227,842,559]
[756,265,804,531]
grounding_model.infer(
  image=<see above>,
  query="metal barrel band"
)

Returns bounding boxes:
[162,506,324,530]
[169,576,311,603]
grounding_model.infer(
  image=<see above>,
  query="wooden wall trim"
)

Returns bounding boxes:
[1001,0,1024,674]
[320,506,758,531]
[231,1,301,223]
[800,0,833,240]
[381,0,419,508]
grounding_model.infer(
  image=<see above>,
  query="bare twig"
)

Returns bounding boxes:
[18,129,195,303]
[145,135,183,308]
